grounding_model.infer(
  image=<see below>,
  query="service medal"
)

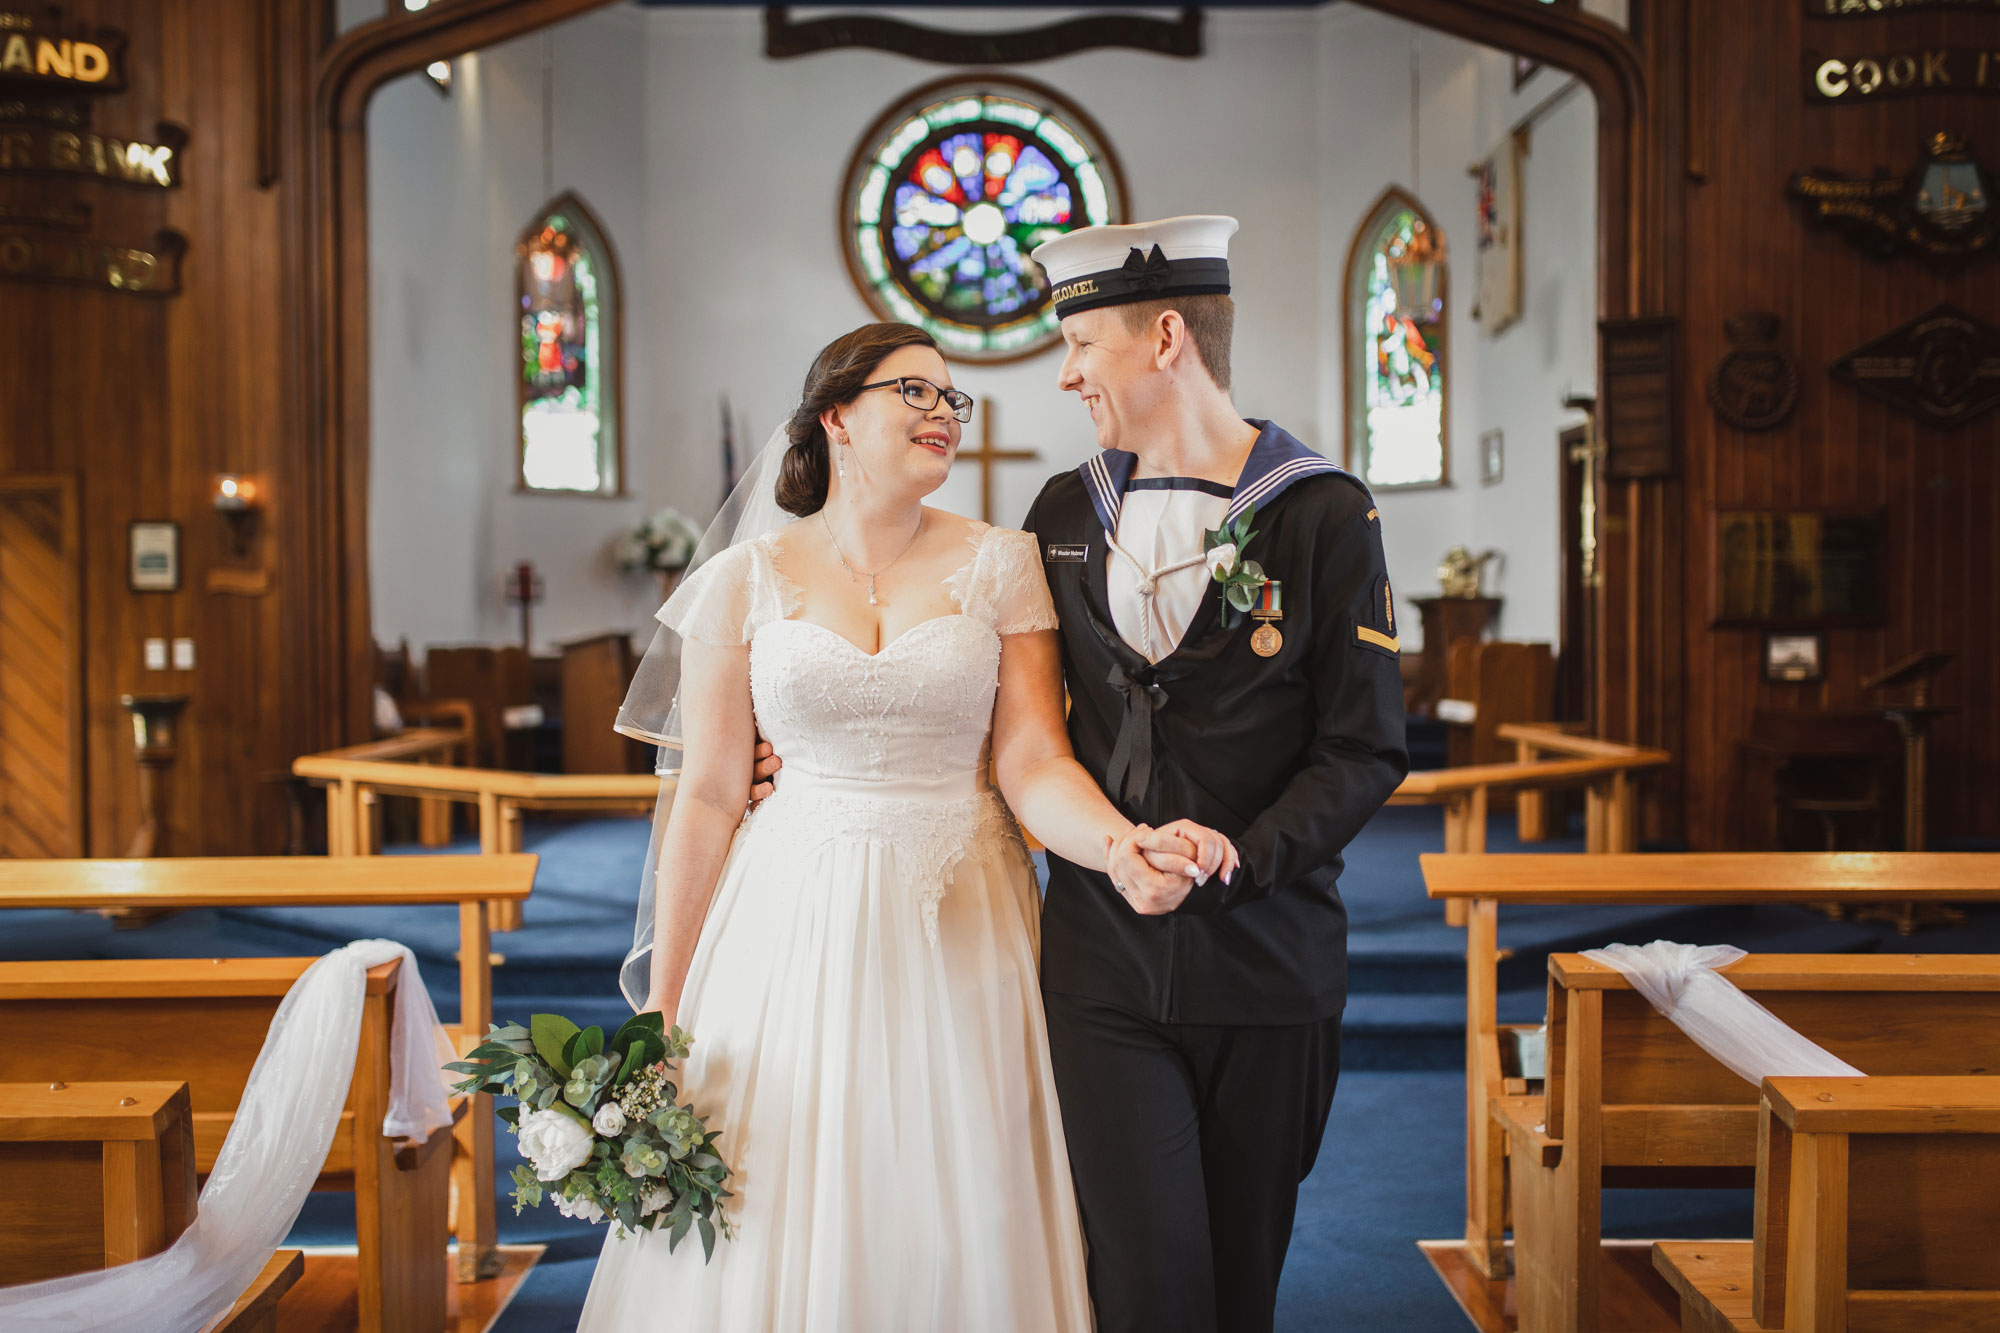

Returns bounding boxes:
[1249,579,1283,657]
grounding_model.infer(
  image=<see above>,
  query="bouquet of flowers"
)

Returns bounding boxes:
[616,507,702,575]
[447,1010,733,1257]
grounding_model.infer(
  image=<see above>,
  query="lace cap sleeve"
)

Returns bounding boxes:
[979,527,1060,636]
[654,540,781,646]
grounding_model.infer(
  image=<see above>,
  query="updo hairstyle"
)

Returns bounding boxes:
[775,322,941,516]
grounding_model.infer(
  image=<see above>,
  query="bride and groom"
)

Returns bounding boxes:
[580,216,1409,1332]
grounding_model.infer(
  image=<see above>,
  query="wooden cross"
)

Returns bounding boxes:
[957,398,1041,525]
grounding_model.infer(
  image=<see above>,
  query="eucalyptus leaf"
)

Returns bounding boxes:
[1227,583,1256,612]
[531,1014,580,1078]
[699,1216,716,1261]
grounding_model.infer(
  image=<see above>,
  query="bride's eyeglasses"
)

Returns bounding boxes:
[856,376,975,424]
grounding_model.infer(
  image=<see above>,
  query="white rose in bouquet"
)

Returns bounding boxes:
[518,1108,595,1182]
[1204,542,1238,578]
[592,1103,627,1137]
[554,1191,607,1223]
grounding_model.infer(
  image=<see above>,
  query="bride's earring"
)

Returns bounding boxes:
[833,435,848,480]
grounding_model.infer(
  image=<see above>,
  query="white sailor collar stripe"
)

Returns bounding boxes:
[1075,421,1359,536]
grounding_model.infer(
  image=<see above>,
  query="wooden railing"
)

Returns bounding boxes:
[1387,724,1671,925]
[293,745,665,931]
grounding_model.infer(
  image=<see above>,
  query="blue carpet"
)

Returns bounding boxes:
[12,805,2000,1330]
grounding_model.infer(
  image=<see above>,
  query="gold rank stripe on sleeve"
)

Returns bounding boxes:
[1355,625,1400,653]
[1366,508,1379,522]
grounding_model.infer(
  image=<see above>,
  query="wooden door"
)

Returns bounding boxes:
[0,476,85,856]
[1556,425,1595,727]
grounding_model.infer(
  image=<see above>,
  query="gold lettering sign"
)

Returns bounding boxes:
[0,122,182,187]
[0,226,184,295]
[0,13,126,91]
[1051,278,1099,304]
[1809,47,2000,101]
[1810,0,2000,14]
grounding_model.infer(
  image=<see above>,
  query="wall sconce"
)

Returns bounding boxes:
[213,474,260,557]
[426,59,452,93]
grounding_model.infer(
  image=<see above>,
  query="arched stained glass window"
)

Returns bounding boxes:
[517,194,621,495]
[1346,188,1448,489]
[841,75,1126,363]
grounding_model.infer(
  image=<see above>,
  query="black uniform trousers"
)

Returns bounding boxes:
[1043,989,1343,1333]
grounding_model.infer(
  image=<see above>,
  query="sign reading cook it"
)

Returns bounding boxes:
[1809,48,2000,100]
[0,13,125,92]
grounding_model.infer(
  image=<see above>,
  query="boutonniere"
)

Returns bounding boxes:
[1203,504,1265,628]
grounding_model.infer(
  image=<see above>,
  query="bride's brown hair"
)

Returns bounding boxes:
[777,322,941,516]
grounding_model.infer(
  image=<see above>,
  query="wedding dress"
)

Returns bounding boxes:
[577,522,1094,1332]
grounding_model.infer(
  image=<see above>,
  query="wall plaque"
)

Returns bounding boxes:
[1600,315,1677,479]
[1712,510,1885,627]
[1790,133,1995,266]
[1808,48,2000,101]
[0,225,183,293]
[1830,302,2000,428]
[0,121,183,188]
[0,10,126,93]
[1708,312,1800,430]
[1808,0,2000,14]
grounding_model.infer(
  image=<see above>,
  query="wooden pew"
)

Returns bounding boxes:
[0,1080,197,1283]
[1422,852,2000,1285]
[0,956,452,1333]
[0,854,535,1285]
[0,1079,304,1329]
[1497,952,2000,1333]
[1655,1075,2000,1331]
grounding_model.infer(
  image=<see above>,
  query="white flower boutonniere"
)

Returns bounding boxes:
[1202,505,1266,628]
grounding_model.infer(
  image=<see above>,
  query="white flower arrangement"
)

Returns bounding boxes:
[617,507,702,575]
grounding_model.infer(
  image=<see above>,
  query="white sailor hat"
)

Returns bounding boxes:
[1031,215,1239,319]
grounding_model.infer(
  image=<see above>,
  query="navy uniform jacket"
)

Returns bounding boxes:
[1022,421,1409,1026]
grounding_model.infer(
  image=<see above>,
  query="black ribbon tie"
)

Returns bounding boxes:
[1105,664,1169,806]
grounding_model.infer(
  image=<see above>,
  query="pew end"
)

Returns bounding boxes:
[206,1250,306,1333]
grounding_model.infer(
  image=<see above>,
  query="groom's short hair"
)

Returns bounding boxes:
[1116,294,1234,392]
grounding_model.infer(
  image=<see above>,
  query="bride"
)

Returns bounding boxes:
[578,322,1235,1331]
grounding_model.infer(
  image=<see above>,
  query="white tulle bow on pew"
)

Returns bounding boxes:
[1581,941,1864,1086]
[0,940,457,1333]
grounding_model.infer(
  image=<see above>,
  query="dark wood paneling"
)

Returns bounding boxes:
[1670,1,2000,847]
[0,0,333,855]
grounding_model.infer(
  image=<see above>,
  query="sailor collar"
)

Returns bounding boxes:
[1078,419,1354,535]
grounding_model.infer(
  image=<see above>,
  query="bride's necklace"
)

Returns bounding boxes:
[820,509,924,606]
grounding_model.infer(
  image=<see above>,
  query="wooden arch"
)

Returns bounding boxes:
[308,0,1652,734]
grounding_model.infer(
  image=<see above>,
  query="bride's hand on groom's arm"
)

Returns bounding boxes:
[749,737,781,805]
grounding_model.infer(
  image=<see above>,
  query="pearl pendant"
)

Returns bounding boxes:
[867,578,880,606]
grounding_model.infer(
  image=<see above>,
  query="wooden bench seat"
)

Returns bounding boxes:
[212,1250,307,1333]
[1503,952,2000,1333]
[1421,851,2000,1283]
[0,957,451,1333]
[0,854,534,1282]
[1656,1075,2000,1332]
[0,1080,197,1284]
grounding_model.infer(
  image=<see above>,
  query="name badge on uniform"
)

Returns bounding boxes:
[1249,580,1284,657]
[1045,543,1089,563]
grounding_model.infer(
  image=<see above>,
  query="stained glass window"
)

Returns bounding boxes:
[1348,189,1448,489]
[841,77,1125,362]
[517,195,620,494]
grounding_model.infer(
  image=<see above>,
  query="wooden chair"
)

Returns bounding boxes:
[1498,953,2000,1333]
[1442,641,1556,771]
[559,632,646,775]
[1656,1075,2000,1331]
[0,957,454,1333]
[0,1080,303,1329]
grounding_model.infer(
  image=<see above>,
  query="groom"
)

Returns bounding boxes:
[1021,216,1408,1333]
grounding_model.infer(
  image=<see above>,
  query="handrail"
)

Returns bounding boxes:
[1392,750,1668,800]
[300,726,465,765]
[1498,722,1654,762]
[293,754,658,801]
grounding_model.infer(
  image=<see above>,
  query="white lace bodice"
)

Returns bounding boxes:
[655,522,1059,940]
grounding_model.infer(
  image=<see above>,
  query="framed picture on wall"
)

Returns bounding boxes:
[1763,632,1823,682]
[1710,508,1886,627]
[128,521,180,592]
[1480,429,1505,485]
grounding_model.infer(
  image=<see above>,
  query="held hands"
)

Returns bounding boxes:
[1104,821,1238,915]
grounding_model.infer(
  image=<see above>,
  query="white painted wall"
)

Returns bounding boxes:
[368,2,1600,658]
